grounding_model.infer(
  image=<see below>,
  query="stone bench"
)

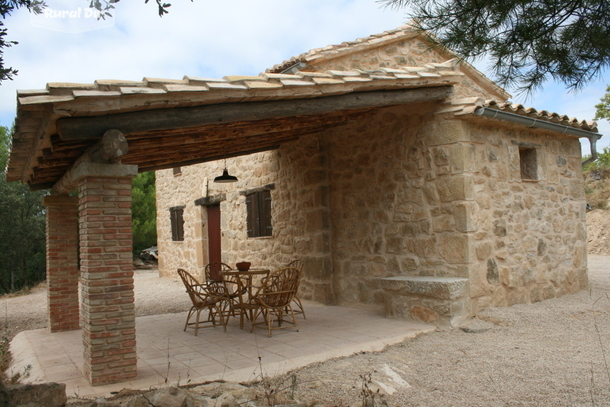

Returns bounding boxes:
[379,276,469,326]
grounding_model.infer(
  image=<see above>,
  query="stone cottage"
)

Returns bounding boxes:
[155,25,600,325]
[5,24,601,386]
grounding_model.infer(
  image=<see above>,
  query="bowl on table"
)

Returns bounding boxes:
[236,262,251,271]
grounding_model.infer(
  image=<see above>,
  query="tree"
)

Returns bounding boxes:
[0,126,46,294]
[0,1,44,81]
[380,0,610,95]
[595,85,610,121]
[131,171,157,256]
[0,0,176,82]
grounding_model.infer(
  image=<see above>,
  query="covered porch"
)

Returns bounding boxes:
[9,300,433,398]
[6,50,460,386]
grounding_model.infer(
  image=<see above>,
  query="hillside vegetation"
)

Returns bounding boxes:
[584,147,610,255]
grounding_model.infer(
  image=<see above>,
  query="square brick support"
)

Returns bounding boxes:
[43,195,80,332]
[78,175,137,386]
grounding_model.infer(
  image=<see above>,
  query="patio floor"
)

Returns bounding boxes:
[8,302,434,398]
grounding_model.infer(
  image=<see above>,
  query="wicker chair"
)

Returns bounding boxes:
[286,260,306,319]
[249,266,300,337]
[204,262,244,321]
[177,268,229,336]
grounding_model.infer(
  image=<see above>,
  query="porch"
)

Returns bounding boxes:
[9,302,434,398]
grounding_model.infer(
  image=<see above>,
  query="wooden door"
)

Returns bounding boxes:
[207,205,221,265]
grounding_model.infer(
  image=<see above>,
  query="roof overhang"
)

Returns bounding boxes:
[436,97,599,137]
[7,65,463,190]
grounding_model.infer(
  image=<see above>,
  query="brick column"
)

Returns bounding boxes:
[43,195,80,332]
[79,173,137,386]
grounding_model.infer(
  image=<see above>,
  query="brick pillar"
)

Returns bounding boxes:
[79,174,137,386]
[43,195,80,332]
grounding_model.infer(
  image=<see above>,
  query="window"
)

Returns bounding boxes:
[246,190,272,237]
[519,147,538,181]
[173,167,182,176]
[170,206,185,241]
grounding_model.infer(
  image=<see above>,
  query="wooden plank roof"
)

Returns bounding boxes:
[7,63,464,190]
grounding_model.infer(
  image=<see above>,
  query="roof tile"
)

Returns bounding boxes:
[279,79,315,87]
[343,77,373,83]
[262,73,298,80]
[328,70,362,77]
[244,81,283,89]
[95,79,144,87]
[184,76,227,83]
[298,72,334,78]
[224,75,266,82]
[120,87,167,94]
[18,95,75,105]
[163,84,209,92]
[311,77,345,85]
[73,90,122,97]
[206,82,248,90]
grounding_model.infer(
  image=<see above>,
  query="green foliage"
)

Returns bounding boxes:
[131,171,157,256]
[0,126,46,294]
[380,0,610,94]
[584,147,610,171]
[595,85,610,121]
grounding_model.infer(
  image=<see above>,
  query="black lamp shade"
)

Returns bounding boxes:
[214,168,238,183]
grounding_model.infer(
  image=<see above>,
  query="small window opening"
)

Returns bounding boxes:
[519,147,538,181]
[173,167,182,176]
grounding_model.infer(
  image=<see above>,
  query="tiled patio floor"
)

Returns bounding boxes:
[9,302,434,398]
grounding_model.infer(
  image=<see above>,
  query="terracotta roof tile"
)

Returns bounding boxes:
[442,98,599,133]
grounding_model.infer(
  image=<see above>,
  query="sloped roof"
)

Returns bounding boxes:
[438,97,598,133]
[6,28,600,192]
[7,64,463,189]
[267,24,511,101]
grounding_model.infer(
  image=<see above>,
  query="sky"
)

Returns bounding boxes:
[1,0,608,155]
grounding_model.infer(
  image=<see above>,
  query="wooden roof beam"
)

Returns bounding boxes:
[56,86,454,141]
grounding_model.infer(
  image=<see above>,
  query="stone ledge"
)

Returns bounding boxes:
[380,276,468,299]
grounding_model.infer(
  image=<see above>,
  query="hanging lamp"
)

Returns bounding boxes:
[213,161,238,183]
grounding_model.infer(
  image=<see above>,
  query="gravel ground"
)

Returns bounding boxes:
[2,257,610,406]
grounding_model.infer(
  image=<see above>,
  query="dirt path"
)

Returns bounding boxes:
[2,257,610,406]
[265,255,610,406]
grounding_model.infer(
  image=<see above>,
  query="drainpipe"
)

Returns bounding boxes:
[475,107,603,167]
[582,134,601,167]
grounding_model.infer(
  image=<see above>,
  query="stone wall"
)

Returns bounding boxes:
[324,105,476,313]
[156,138,333,302]
[463,123,588,313]
[156,104,588,320]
